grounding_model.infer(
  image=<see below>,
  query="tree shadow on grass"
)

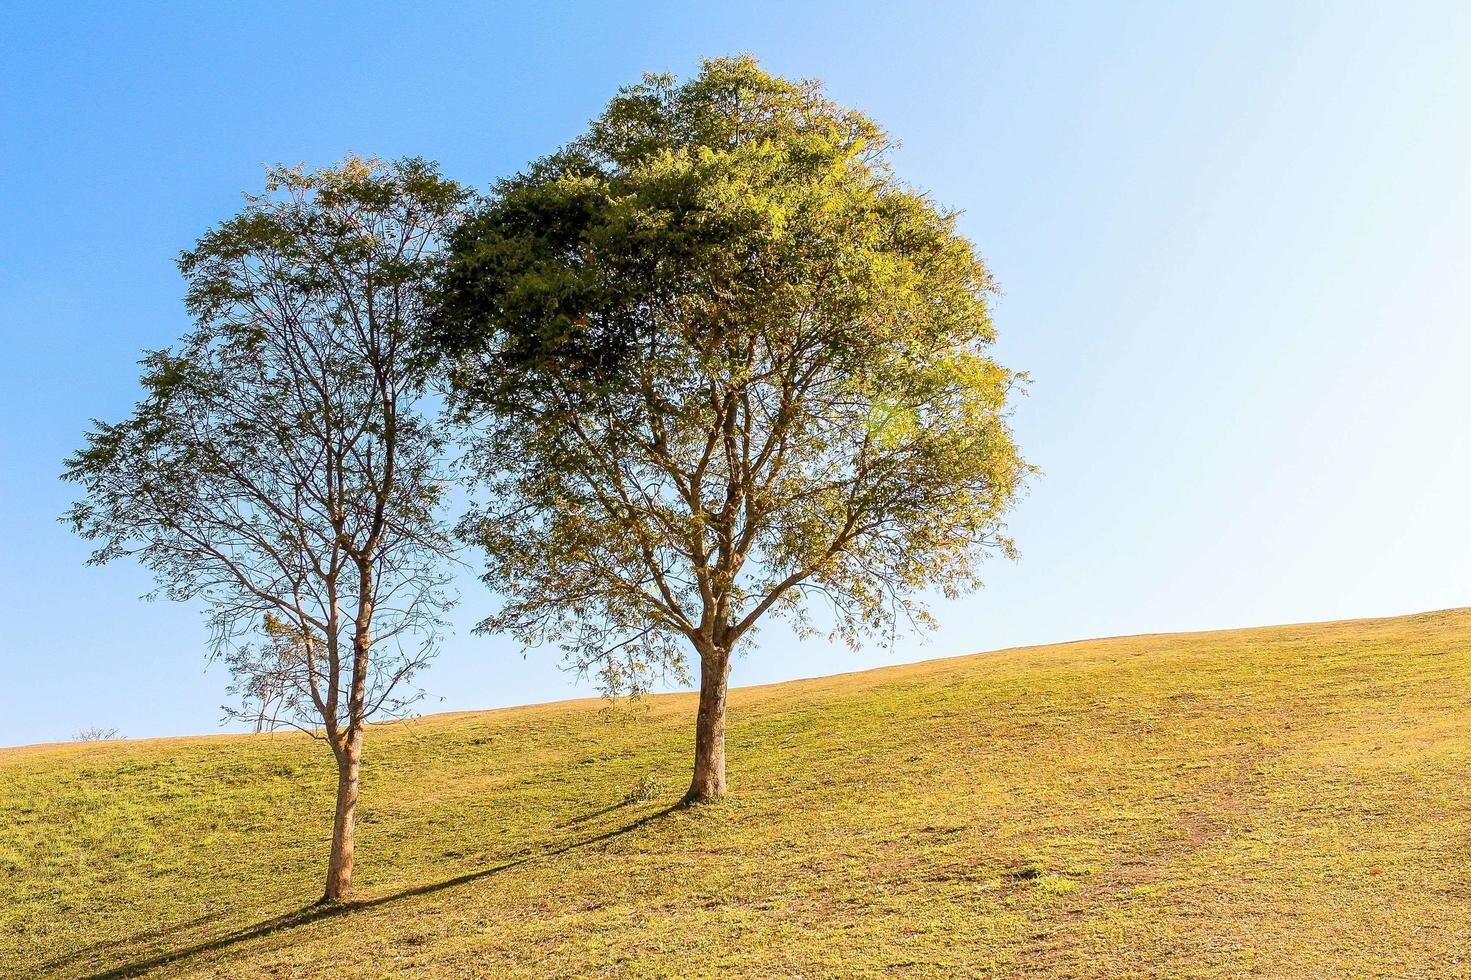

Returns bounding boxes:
[558,798,633,828]
[29,911,231,977]
[72,804,679,980]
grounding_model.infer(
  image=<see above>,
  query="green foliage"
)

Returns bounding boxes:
[623,772,665,803]
[433,56,1032,687]
[62,156,468,736]
[1032,873,1078,896]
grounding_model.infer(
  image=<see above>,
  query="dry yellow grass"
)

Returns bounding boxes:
[4,608,1471,977]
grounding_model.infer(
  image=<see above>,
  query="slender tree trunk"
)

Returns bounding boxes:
[686,651,731,804]
[322,730,363,903]
[324,565,374,903]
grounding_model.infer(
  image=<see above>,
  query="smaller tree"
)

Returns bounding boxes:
[64,157,465,901]
[432,58,1031,803]
[74,726,122,742]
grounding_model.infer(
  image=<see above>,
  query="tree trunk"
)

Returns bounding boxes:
[322,731,362,903]
[686,651,731,804]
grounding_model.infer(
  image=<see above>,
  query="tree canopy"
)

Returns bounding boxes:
[432,57,1031,801]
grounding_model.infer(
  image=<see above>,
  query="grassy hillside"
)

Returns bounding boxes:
[4,609,1471,978]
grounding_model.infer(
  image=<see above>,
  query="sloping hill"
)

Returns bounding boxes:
[4,609,1471,978]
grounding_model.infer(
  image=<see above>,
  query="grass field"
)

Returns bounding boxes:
[4,609,1471,978]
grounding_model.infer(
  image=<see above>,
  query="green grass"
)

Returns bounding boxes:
[5,609,1471,978]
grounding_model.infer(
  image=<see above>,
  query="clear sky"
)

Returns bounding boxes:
[3,1,1468,747]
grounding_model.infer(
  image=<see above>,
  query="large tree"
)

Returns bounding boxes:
[432,57,1031,803]
[64,157,465,901]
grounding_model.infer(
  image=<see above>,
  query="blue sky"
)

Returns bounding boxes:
[3,1,1468,747]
